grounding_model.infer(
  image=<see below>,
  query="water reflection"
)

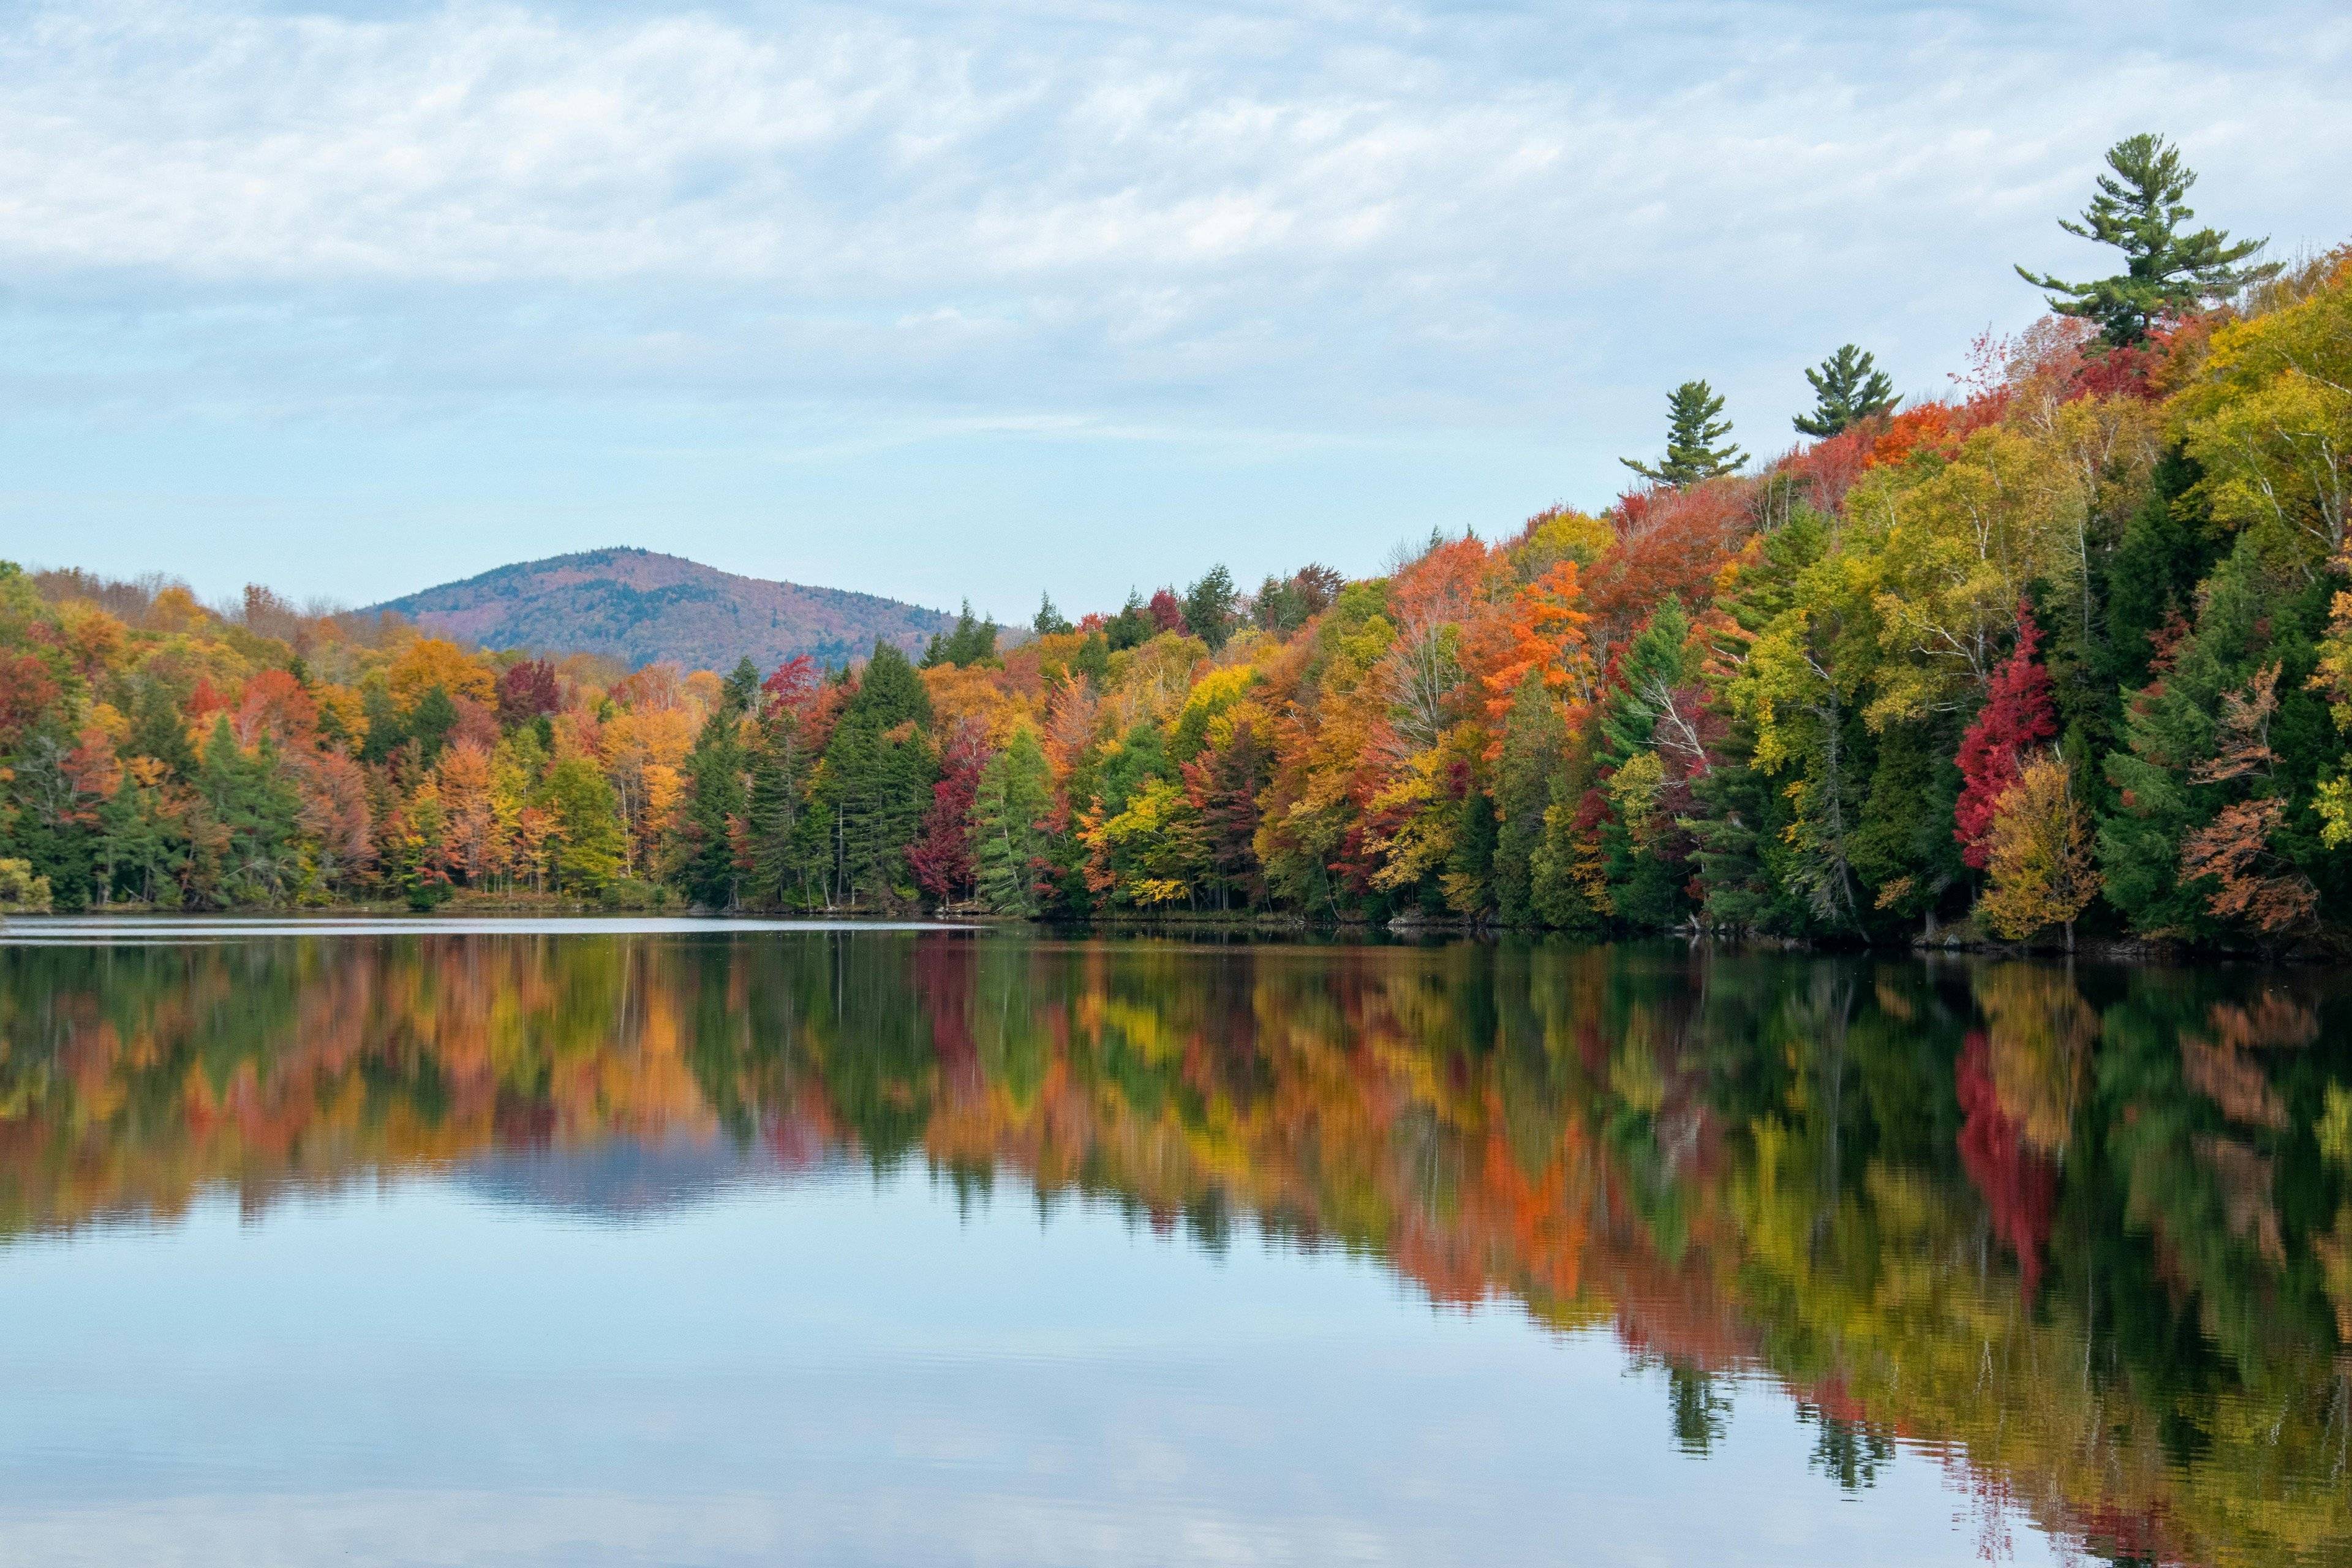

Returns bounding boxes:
[1,930,2346,1566]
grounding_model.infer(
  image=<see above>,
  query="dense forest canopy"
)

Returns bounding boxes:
[5,137,2349,951]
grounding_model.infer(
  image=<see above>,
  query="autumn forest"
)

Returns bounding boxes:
[6,136,2350,952]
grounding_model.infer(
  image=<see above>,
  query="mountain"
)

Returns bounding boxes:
[370,547,959,671]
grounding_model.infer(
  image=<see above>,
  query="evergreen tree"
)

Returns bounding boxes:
[2100,537,2333,942]
[1182,565,1239,652]
[1105,592,1153,652]
[924,602,1000,669]
[197,719,302,903]
[123,679,197,778]
[813,643,937,908]
[1793,345,1898,437]
[970,727,1053,915]
[1622,380,1746,486]
[5,727,102,909]
[722,656,761,715]
[1678,506,1833,935]
[677,694,750,909]
[2016,133,2280,347]
[1446,787,1498,917]
[97,774,184,906]
[408,685,458,767]
[1182,720,1270,909]
[745,693,824,910]
[1595,602,1696,927]
[357,682,408,766]
[1033,593,1072,636]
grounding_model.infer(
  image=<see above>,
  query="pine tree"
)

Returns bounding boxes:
[677,688,750,910]
[1792,345,1898,437]
[815,642,937,908]
[924,602,999,669]
[124,679,197,778]
[1181,719,1270,909]
[1622,380,1746,486]
[1595,602,1697,926]
[971,727,1053,915]
[746,701,821,909]
[1105,592,1153,652]
[722,657,761,715]
[1182,565,1239,652]
[2016,133,2280,347]
[408,685,458,767]
[1033,593,1072,636]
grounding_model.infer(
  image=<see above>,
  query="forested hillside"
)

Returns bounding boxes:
[6,137,2349,951]
[372,546,959,671]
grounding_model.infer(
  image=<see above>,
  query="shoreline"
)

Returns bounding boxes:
[6,895,2328,962]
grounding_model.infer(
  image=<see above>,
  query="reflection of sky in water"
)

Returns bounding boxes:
[0,1161,2052,1567]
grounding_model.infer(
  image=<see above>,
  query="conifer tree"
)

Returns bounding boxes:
[745,664,826,909]
[924,602,998,669]
[971,727,1052,915]
[815,642,937,908]
[1182,565,1239,652]
[677,679,751,910]
[1792,345,1898,437]
[2016,133,2280,347]
[1033,593,1072,636]
[1622,380,1745,486]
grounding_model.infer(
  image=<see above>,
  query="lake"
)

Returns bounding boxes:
[0,920,2344,1567]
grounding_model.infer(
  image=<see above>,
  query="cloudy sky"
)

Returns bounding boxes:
[2,0,2346,619]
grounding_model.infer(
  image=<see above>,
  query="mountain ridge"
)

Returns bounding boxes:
[369,546,958,671]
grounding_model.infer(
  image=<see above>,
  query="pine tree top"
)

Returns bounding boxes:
[1623,380,1746,487]
[2016,132,2281,347]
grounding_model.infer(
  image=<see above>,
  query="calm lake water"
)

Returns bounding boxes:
[0,921,2345,1567]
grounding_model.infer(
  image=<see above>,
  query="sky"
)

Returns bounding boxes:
[1,0,2346,622]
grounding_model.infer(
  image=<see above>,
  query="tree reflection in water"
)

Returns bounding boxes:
[1,931,2346,1566]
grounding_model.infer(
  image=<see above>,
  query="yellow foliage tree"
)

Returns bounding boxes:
[1978,754,2098,948]
[387,638,496,710]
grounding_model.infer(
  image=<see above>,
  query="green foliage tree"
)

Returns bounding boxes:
[924,602,1000,669]
[1793,345,1898,437]
[1033,593,1072,636]
[196,719,303,904]
[1105,591,1153,652]
[544,756,625,893]
[408,685,458,767]
[677,695,749,910]
[970,726,1053,915]
[1623,380,1746,486]
[2016,133,2280,347]
[1182,565,1239,652]
[814,643,938,908]
[1491,676,1566,926]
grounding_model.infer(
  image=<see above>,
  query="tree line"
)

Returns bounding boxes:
[4,134,2348,949]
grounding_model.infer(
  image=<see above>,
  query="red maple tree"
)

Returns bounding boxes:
[1954,606,2057,869]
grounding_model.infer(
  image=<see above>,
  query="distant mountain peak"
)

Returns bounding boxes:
[371,548,956,672]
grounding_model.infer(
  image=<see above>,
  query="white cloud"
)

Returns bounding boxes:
[0,0,2346,604]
